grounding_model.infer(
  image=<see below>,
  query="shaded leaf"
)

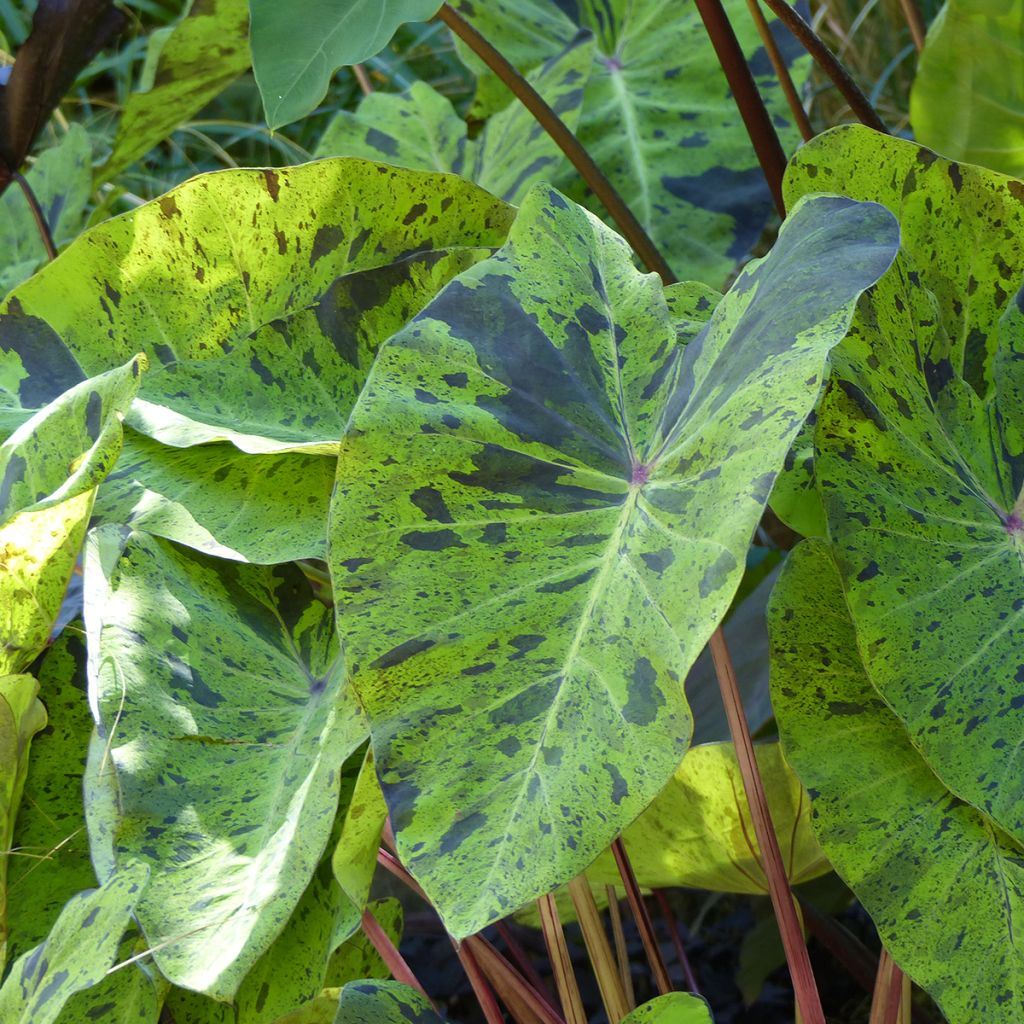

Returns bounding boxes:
[317,32,594,205]
[0,125,91,295]
[2,161,514,453]
[771,540,1024,1024]
[586,741,828,895]
[0,866,148,1024]
[101,0,250,179]
[452,0,811,285]
[251,0,444,129]
[334,980,446,1024]
[0,0,124,191]
[911,0,1024,177]
[329,185,898,936]
[93,431,335,563]
[84,527,366,997]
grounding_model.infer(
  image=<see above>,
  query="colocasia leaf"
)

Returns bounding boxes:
[329,184,898,936]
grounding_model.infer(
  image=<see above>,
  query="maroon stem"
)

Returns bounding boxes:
[693,0,788,216]
[14,171,57,260]
[611,839,672,995]
[653,890,700,994]
[362,907,435,1004]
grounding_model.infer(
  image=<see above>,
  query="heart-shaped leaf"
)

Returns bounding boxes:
[771,540,1024,1024]
[84,527,366,997]
[328,184,898,935]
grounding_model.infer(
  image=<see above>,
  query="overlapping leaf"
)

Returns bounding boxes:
[0,357,144,674]
[452,0,810,285]
[585,742,828,894]
[316,32,593,205]
[0,866,148,1024]
[911,0,1024,177]
[2,160,514,453]
[785,129,1024,846]
[93,431,335,563]
[329,184,898,935]
[251,0,444,129]
[334,980,445,1024]
[100,0,250,179]
[84,527,366,997]
[772,541,1024,1024]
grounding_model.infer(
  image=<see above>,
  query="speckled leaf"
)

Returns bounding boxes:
[911,0,1024,177]
[330,747,387,943]
[2,161,513,453]
[83,527,367,998]
[93,431,334,563]
[328,185,899,936]
[0,357,144,674]
[251,0,444,129]
[784,125,1024,395]
[452,0,810,285]
[772,541,1024,1024]
[784,158,1024,845]
[6,634,99,969]
[622,993,715,1023]
[0,125,91,295]
[325,898,402,988]
[0,673,46,967]
[585,742,828,895]
[100,0,250,179]
[333,980,446,1024]
[316,32,593,205]
[0,865,148,1024]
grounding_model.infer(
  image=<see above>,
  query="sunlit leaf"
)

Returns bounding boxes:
[334,980,445,1024]
[622,993,714,1023]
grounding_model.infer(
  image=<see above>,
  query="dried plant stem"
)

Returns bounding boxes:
[13,171,57,261]
[536,893,588,1024]
[757,0,889,132]
[744,0,814,141]
[353,63,373,94]
[361,907,434,1004]
[709,629,825,1024]
[610,839,672,995]
[567,877,631,1022]
[436,3,676,283]
[898,0,927,51]
[605,886,636,1011]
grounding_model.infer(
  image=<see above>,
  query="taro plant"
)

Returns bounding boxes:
[2,1,1024,1023]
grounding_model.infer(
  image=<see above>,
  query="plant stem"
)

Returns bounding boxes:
[13,171,57,261]
[757,0,889,132]
[536,893,588,1024]
[709,629,826,1024]
[495,921,560,1013]
[353,63,373,94]
[653,889,700,994]
[457,940,508,1024]
[435,3,676,284]
[567,876,631,1022]
[469,935,567,1024]
[361,907,434,1004]
[605,886,636,1011]
[898,0,927,51]
[744,0,814,141]
[693,0,788,216]
[610,839,672,995]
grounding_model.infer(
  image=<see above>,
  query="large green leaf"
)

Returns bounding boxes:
[6,635,100,968]
[910,0,1024,177]
[334,981,445,1024]
[251,0,444,129]
[0,125,91,296]
[0,357,145,674]
[585,741,828,894]
[316,32,593,205]
[93,431,335,563]
[2,161,513,453]
[453,0,810,285]
[84,527,366,998]
[771,541,1024,1024]
[623,994,714,1023]
[100,0,251,179]
[0,867,148,1024]
[785,129,1024,845]
[328,184,898,936]
[0,673,46,968]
